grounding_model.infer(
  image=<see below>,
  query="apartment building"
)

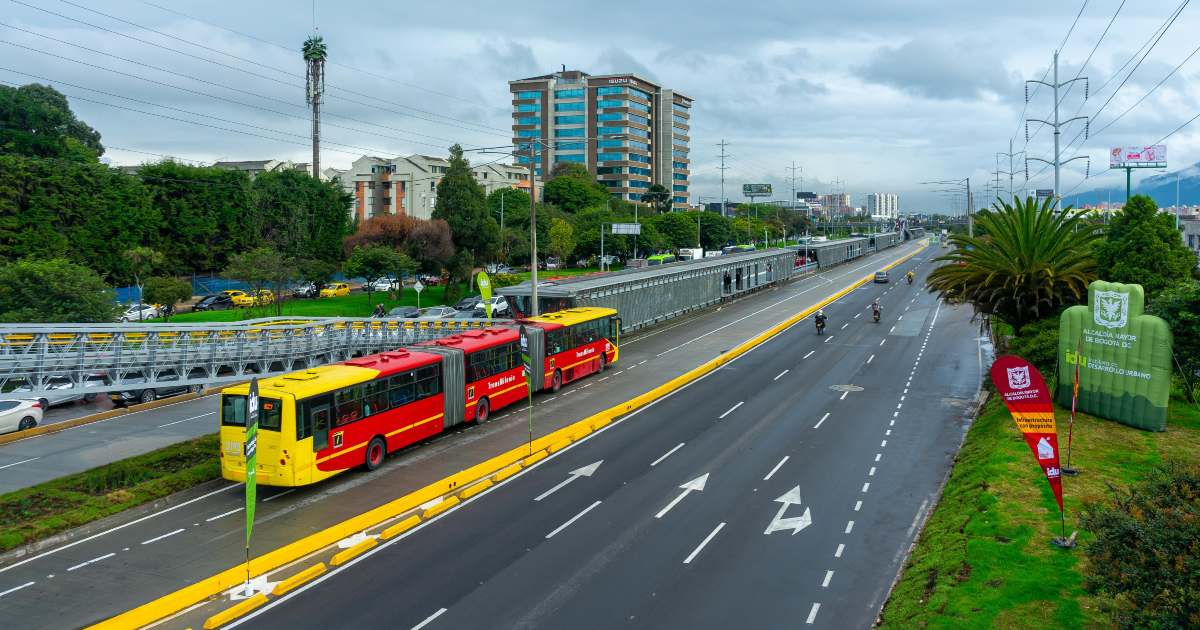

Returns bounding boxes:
[866,193,899,218]
[328,154,530,222]
[509,68,693,209]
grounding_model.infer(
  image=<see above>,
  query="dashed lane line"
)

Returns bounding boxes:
[66,552,115,572]
[411,608,448,630]
[651,443,685,467]
[813,412,831,429]
[0,581,34,598]
[157,412,215,428]
[545,500,601,539]
[763,456,789,481]
[0,457,39,470]
[141,528,185,545]
[774,369,789,381]
[718,401,744,419]
[683,522,726,564]
[806,603,821,624]
[803,350,815,359]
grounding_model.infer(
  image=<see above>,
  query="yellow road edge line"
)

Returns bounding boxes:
[88,241,925,630]
[270,563,326,597]
[201,593,268,630]
[329,537,377,567]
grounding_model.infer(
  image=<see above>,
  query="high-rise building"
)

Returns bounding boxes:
[866,193,899,218]
[509,69,693,209]
[819,193,852,217]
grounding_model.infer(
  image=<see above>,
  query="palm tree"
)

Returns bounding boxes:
[926,196,1100,333]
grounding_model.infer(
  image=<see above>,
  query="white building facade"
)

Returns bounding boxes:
[866,193,899,219]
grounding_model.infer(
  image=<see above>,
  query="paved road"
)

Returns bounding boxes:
[0,240,930,629]
[234,253,984,630]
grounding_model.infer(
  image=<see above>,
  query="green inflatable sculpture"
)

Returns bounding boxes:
[1058,281,1173,431]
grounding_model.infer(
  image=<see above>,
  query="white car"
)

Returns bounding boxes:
[368,277,398,292]
[10,376,103,408]
[475,296,509,316]
[120,303,161,322]
[0,399,42,434]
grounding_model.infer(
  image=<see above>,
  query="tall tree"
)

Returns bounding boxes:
[0,84,103,160]
[1096,194,1197,297]
[142,276,194,321]
[926,196,1100,333]
[138,161,253,274]
[1147,280,1200,397]
[542,164,610,213]
[123,247,162,308]
[698,212,734,250]
[222,247,295,315]
[250,170,351,264]
[649,212,699,249]
[641,184,672,214]
[433,144,500,261]
[547,218,576,263]
[344,244,405,305]
[0,258,118,323]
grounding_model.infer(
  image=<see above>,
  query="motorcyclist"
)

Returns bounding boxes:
[372,303,385,318]
[906,271,914,284]
[814,309,827,334]
[871,300,881,322]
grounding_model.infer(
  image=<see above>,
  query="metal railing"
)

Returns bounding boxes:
[0,316,509,396]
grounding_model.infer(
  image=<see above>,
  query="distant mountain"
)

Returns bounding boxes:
[1065,161,1200,207]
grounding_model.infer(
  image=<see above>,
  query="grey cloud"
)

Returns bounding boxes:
[593,48,657,82]
[776,78,827,97]
[481,40,540,78]
[858,40,1010,100]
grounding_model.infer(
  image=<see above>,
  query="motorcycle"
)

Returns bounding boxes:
[815,318,826,335]
[906,274,913,285]
[872,309,881,323]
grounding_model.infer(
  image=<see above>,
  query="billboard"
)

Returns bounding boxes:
[611,223,641,235]
[1109,145,1167,167]
[1035,189,1054,199]
[1057,281,1174,431]
[743,184,772,196]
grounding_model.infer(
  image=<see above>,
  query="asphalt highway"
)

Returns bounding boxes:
[233,251,985,629]
[0,239,938,629]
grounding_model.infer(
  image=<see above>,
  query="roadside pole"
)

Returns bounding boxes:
[519,325,533,455]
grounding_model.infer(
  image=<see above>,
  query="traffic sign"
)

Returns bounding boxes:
[413,280,425,293]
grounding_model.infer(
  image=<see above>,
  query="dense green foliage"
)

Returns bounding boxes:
[344,244,407,303]
[142,276,193,319]
[1096,195,1197,297]
[221,247,294,314]
[547,218,576,261]
[1005,315,1061,381]
[641,183,672,213]
[0,258,119,323]
[927,196,1100,333]
[0,83,103,160]
[1081,463,1200,629]
[1148,280,1200,393]
[433,144,500,262]
[543,163,610,213]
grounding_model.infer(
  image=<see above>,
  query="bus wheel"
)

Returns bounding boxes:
[551,370,563,393]
[475,397,490,423]
[598,354,607,372]
[365,437,386,471]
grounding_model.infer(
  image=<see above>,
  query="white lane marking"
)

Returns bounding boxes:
[205,507,244,522]
[597,376,610,382]
[840,323,848,330]
[803,350,815,359]
[896,403,903,409]
[141,528,186,545]
[718,401,744,419]
[867,354,875,364]
[898,315,903,320]
[544,396,558,402]
[813,412,831,429]
[157,411,215,428]
[822,570,834,588]
[545,500,602,539]
[411,608,448,630]
[0,483,238,575]
[657,474,709,519]
[845,520,855,534]
[893,411,899,418]
[0,581,35,598]
[839,391,848,400]
[881,440,888,447]
[773,369,789,381]
[907,499,931,538]
[0,457,39,470]
[763,456,789,481]
[626,364,637,371]
[889,420,895,426]
[903,388,908,394]
[879,338,886,346]
[854,312,861,319]
[869,467,876,476]
[900,395,905,401]
[534,461,603,502]
[651,443,685,467]
[66,552,115,572]
[886,429,892,436]
[834,544,845,558]
[854,500,863,511]
[862,483,870,493]
[638,360,647,365]
[824,335,834,343]
[806,602,821,624]
[683,521,726,564]
[875,453,882,462]
[263,488,297,503]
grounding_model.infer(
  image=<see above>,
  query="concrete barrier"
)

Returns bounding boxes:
[89,242,926,630]
[379,515,421,540]
[458,479,493,500]
[201,593,268,630]
[271,563,326,596]
[329,538,377,567]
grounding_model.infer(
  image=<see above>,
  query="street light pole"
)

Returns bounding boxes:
[528,144,539,316]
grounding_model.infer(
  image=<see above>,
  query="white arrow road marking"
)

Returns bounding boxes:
[656,473,709,519]
[764,485,813,535]
[534,461,603,501]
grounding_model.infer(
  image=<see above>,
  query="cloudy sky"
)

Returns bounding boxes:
[5,0,1200,211]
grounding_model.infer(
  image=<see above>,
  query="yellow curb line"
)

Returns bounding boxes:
[329,538,377,567]
[379,515,422,541]
[201,594,267,630]
[270,564,326,597]
[90,242,925,630]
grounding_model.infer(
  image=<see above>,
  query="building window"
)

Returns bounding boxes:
[672,150,688,158]
[516,103,541,112]
[555,127,584,137]
[629,154,651,164]
[597,166,624,175]
[673,114,688,126]
[672,161,688,169]
[597,126,627,136]
[597,112,624,122]
[673,184,688,192]
[673,173,687,180]
[626,127,650,138]
[672,102,689,113]
[601,180,623,188]
[628,114,649,126]
[628,140,649,151]
[554,102,585,112]
[596,99,623,108]
[596,152,625,162]
[555,141,585,150]
[516,90,540,99]
[554,115,585,124]
[554,88,585,99]
[517,116,540,125]
[517,129,541,137]
[597,86,626,96]
[555,153,585,163]
[597,139,624,148]
[629,180,651,189]
[629,87,651,101]
[366,181,375,189]
[673,196,688,203]
[627,101,650,113]
[630,166,652,176]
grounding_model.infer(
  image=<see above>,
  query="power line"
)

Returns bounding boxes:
[1013,0,1089,146]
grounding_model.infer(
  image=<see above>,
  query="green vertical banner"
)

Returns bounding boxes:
[519,325,533,454]
[477,271,493,320]
[245,377,259,551]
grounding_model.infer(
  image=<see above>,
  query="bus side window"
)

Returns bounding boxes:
[312,405,330,452]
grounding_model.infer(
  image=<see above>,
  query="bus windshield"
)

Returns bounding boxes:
[221,394,283,431]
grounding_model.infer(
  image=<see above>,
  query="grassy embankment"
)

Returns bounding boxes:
[879,393,1200,629]
[0,434,220,553]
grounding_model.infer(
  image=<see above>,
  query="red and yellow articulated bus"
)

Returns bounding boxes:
[219,307,618,487]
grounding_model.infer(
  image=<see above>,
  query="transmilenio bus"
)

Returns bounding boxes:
[219,307,619,487]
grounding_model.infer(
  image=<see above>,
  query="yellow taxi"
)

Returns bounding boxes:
[320,282,350,298]
[231,290,274,307]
